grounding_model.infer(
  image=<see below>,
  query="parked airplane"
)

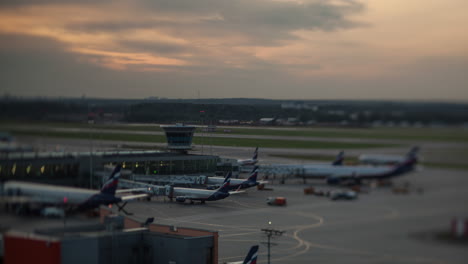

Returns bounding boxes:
[226,245,259,264]
[168,176,232,204]
[359,146,420,165]
[260,151,344,176]
[206,166,266,190]
[300,152,418,185]
[238,147,259,166]
[2,164,146,214]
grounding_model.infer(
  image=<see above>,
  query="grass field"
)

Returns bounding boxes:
[2,121,467,143]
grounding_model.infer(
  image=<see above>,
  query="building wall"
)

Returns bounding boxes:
[4,232,61,264]
[5,226,217,264]
[100,208,219,264]
[121,213,219,263]
[61,237,99,264]
[96,231,151,264]
[147,233,214,264]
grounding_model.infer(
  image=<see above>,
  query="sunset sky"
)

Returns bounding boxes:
[1,0,467,100]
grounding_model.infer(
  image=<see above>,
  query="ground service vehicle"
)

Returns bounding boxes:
[330,190,358,201]
[266,197,287,206]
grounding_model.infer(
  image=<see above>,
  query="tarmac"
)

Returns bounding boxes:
[2,136,468,263]
[124,167,468,264]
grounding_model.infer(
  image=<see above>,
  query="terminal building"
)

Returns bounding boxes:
[0,124,238,187]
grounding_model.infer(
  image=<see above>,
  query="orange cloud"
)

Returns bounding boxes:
[0,4,191,71]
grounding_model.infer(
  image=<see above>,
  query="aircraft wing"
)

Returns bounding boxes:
[229,190,246,195]
[0,196,35,204]
[0,195,74,205]
[120,193,148,201]
[116,188,151,194]
[175,195,197,200]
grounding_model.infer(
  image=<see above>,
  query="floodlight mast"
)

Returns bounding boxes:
[261,227,284,264]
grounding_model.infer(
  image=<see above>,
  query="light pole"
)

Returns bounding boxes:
[261,222,284,264]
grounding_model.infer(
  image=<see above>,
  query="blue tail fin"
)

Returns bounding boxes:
[243,245,259,264]
[247,166,259,182]
[223,172,232,184]
[391,153,418,175]
[218,178,231,193]
[100,164,122,195]
[252,147,258,160]
[407,146,419,158]
[332,151,344,166]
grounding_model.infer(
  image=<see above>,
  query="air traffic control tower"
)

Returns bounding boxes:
[161,124,196,153]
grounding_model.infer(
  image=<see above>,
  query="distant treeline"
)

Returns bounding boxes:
[0,98,467,125]
[127,102,299,123]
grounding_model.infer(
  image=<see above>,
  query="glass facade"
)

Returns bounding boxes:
[114,158,216,176]
[161,125,196,150]
[0,151,219,186]
[166,132,194,147]
[0,162,79,180]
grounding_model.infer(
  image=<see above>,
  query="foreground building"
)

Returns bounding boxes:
[3,208,218,264]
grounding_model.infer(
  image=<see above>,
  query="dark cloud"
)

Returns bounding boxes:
[1,34,467,100]
[59,0,365,45]
[0,34,299,99]
[0,34,287,98]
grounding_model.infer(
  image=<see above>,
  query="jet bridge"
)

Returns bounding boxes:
[129,173,208,186]
[118,179,167,196]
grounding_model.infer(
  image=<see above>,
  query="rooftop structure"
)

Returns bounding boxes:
[3,209,218,264]
[160,124,196,153]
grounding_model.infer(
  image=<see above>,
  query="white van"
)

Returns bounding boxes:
[41,207,65,218]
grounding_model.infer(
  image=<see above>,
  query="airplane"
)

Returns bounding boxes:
[168,176,232,204]
[226,245,259,264]
[2,164,147,215]
[359,146,420,166]
[299,151,418,185]
[260,150,344,176]
[206,166,267,191]
[238,147,259,166]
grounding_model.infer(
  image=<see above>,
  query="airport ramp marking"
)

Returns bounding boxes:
[270,212,324,262]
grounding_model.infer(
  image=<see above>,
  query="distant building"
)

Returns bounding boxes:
[281,102,317,110]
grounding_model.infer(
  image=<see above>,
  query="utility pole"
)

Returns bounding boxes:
[261,224,284,264]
